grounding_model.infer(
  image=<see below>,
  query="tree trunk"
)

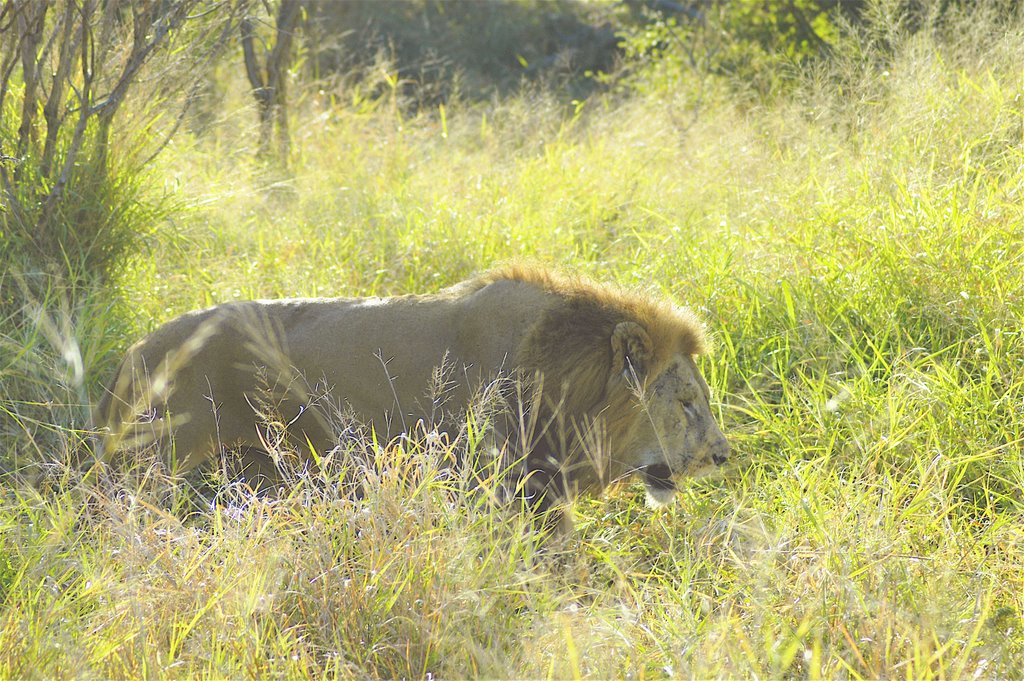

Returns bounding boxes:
[241,0,301,163]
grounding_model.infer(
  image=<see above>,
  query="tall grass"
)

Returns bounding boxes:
[2,4,1023,678]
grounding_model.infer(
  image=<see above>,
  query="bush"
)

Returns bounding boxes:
[0,0,240,290]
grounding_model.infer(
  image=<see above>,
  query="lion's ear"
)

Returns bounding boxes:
[611,321,654,384]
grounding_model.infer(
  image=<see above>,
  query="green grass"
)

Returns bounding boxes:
[3,5,1024,678]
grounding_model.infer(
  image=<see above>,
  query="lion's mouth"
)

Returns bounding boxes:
[642,463,677,507]
[642,463,675,491]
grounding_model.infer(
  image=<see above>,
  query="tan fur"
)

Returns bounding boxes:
[96,265,729,508]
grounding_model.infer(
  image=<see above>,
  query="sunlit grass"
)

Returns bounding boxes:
[2,5,1024,678]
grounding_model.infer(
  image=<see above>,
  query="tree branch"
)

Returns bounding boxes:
[240,16,267,95]
[14,1,47,178]
[139,4,246,167]
[37,0,97,232]
[41,1,80,178]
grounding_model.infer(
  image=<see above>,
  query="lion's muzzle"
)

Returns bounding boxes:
[641,432,730,507]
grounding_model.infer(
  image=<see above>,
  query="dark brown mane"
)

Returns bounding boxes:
[478,264,707,360]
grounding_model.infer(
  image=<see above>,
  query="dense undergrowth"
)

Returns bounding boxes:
[2,1,1023,678]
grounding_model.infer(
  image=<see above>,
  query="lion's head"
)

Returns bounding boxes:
[602,318,730,506]
[495,266,730,505]
[624,352,730,505]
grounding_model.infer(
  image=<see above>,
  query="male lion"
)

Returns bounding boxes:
[96,266,729,515]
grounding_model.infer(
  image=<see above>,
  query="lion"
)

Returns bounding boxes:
[95,265,730,517]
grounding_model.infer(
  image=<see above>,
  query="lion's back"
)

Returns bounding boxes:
[447,277,553,370]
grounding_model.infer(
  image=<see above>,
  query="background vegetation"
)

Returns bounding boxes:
[2,0,1023,677]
